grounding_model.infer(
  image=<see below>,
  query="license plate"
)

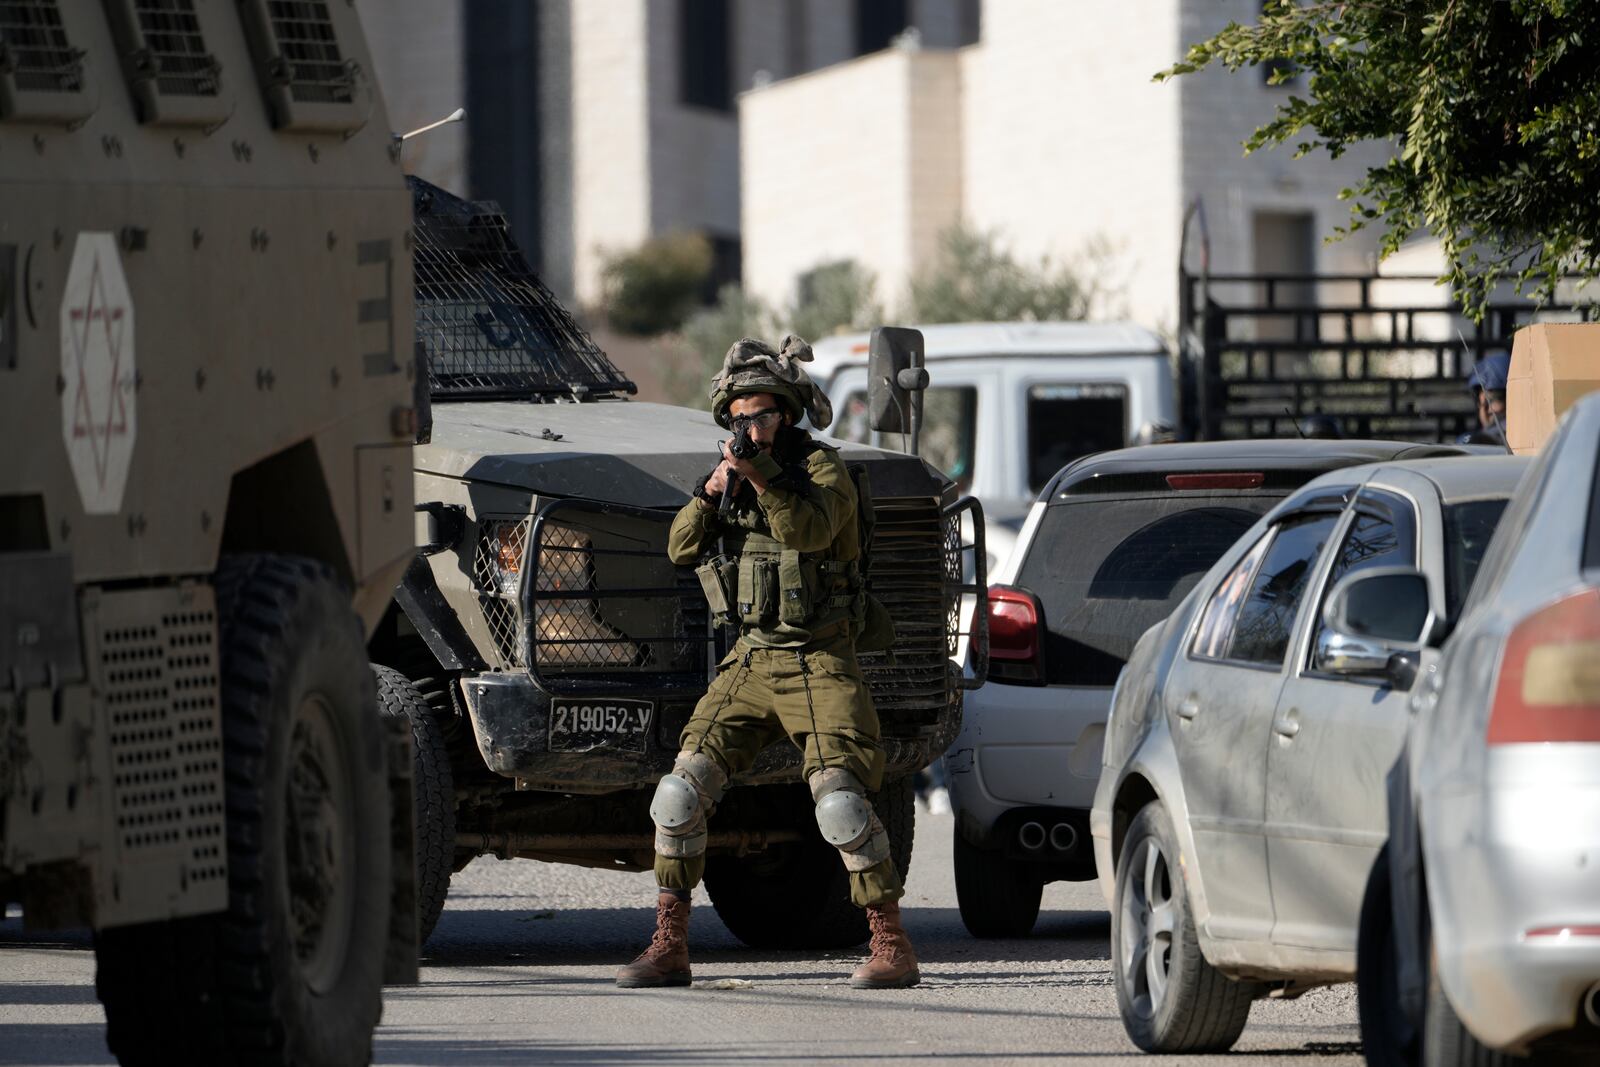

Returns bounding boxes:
[548,698,654,753]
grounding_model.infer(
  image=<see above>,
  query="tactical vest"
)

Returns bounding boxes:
[695,528,859,637]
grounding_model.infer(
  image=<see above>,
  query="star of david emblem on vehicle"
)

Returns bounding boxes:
[59,233,137,514]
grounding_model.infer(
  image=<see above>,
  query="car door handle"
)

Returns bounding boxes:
[1175,699,1199,720]
[1272,714,1300,738]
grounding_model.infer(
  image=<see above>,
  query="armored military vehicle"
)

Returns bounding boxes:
[369,178,984,948]
[0,3,416,1064]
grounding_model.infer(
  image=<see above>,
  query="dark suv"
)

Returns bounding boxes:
[946,439,1470,937]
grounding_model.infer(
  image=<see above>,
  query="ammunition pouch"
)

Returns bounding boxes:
[694,555,739,626]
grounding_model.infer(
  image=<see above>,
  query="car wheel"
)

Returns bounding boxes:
[953,833,1042,938]
[1423,937,1516,1067]
[1111,802,1255,1053]
[1358,846,1422,1066]
[374,664,456,945]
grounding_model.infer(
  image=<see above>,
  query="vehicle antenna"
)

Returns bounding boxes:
[1286,406,1306,439]
[396,107,465,144]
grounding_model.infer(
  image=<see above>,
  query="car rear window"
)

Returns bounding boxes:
[1444,499,1511,616]
[1015,494,1280,685]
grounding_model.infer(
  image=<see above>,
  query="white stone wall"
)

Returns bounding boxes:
[961,0,1184,331]
[570,0,653,307]
[354,0,466,195]
[739,47,963,313]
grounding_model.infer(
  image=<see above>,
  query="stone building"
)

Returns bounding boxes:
[740,0,1388,332]
[358,0,978,306]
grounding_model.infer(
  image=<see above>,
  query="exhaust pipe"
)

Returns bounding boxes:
[1049,822,1078,853]
[1018,821,1046,851]
[1585,983,1600,1029]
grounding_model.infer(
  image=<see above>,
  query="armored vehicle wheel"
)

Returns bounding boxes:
[374,664,456,944]
[953,833,1043,938]
[705,776,914,949]
[1111,802,1256,1053]
[97,555,390,1067]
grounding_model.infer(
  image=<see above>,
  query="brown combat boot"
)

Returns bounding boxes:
[849,900,920,989]
[616,892,692,988]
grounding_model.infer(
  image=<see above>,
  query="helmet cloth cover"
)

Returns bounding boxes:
[709,335,834,431]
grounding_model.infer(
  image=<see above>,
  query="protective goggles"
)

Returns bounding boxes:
[730,408,783,435]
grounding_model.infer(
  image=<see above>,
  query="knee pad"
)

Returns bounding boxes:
[650,773,702,831]
[650,752,729,861]
[809,767,890,870]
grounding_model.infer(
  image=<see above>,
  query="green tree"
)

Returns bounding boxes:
[665,262,881,408]
[600,232,712,336]
[1162,0,1600,315]
[906,224,1115,324]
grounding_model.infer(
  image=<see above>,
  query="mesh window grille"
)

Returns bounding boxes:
[473,518,528,667]
[531,525,648,669]
[134,0,218,96]
[410,177,635,400]
[266,0,352,103]
[0,0,83,92]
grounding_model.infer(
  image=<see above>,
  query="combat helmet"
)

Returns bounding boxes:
[709,335,834,431]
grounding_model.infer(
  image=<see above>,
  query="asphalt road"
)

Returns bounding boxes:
[1,807,1366,1066]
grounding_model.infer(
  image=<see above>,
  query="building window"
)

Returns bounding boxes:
[1259,1,1300,87]
[957,0,981,46]
[855,0,908,56]
[680,0,732,111]
[704,234,742,302]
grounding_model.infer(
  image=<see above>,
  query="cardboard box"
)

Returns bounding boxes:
[1505,324,1600,454]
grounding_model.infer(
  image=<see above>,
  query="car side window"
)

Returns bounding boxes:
[1310,497,1417,653]
[1223,511,1341,667]
[1192,531,1272,660]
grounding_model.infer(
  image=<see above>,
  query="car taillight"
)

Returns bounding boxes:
[1165,472,1265,491]
[1488,587,1600,745]
[988,585,1044,685]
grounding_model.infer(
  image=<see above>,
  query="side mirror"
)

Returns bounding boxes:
[867,326,928,436]
[1315,568,1434,687]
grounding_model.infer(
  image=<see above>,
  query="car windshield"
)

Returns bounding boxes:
[837,386,977,493]
[1444,499,1511,616]
[409,178,635,401]
[1015,495,1278,685]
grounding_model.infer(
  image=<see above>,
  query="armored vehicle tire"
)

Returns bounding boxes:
[1111,802,1256,1053]
[1357,847,1421,1067]
[97,554,391,1067]
[705,776,914,949]
[374,664,456,944]
[953,833,1043,938]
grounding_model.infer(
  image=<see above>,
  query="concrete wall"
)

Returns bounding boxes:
[961,0,1184,331]
[570,0,653,307]
[355,0,466,195]
[740,47,963,313]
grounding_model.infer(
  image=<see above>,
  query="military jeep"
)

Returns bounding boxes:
[369,179,983,948]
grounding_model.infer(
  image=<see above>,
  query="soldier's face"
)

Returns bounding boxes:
[729,393,788,451]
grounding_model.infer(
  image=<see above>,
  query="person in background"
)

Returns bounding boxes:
[1461,352,1511,445]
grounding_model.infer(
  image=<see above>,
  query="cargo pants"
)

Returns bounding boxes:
[654,631,905,907]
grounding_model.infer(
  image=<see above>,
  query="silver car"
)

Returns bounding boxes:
[947,441,1470,937]
[1089,455,1527,1053]
[1360,395,1600,1066]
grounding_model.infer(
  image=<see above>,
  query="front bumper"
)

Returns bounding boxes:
[461,671,942,793]
[1429,771,1600,1051]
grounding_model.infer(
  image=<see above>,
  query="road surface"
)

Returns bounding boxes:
[1,807,1365,1066]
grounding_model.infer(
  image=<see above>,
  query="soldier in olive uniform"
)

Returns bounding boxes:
[616,336,919,990]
